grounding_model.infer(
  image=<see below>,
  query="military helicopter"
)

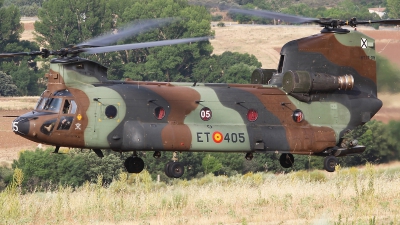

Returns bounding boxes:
[3,9,400,178]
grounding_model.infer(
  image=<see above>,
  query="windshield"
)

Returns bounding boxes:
[35,97,48,110]
[43,98,62,112]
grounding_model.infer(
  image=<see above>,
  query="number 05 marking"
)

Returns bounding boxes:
[200,107,212,121]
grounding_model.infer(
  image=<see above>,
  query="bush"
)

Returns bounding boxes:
[212,15,223,21]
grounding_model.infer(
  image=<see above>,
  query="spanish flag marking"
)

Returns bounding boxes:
[213,131,223,143]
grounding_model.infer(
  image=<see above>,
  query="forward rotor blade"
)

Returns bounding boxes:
[229,8,319,24]
[0,51,43,58]
[84,36,210,54]
[77,18,179,47]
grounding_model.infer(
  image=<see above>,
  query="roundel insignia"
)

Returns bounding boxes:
[212,131,223,143]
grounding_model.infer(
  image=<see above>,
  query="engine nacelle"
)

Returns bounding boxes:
[282,71,354,93]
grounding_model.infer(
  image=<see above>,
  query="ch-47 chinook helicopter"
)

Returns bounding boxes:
[3,10,400,178]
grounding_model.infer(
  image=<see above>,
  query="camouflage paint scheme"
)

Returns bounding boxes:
[12,30,382,170]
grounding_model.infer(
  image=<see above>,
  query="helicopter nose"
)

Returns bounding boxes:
[12,117,30,135]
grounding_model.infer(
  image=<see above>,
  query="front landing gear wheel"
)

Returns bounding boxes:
[279,153,294,168]
[324,156,338,172]
[124,157,144,173]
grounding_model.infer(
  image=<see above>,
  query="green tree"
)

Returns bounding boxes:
[342,120,397,166]
[0,71,17,96]
[387,0,400,18]
[0,3,43,96]
[193,51,262,84]
[34,0,114,50]
[115,0,214,82]
[202,154,222,174]
[0,4,23,52]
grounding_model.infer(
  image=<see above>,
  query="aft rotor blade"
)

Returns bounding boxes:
[229,8,320,24]
[84,36,210,54]
[356,19,400,25]
[77,18,179,47]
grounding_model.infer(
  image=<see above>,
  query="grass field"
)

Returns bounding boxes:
[2,165,400,224]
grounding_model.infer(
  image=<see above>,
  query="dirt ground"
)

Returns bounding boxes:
[1,22,398,166]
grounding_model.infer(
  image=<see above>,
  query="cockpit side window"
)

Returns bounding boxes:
[70,100,77,114]
[62,100,71,114]
[278,55,285,73]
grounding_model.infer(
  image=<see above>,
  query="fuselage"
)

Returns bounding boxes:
[12,30,383,155]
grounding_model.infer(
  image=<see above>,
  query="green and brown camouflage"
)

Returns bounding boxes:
[9,11,399,176]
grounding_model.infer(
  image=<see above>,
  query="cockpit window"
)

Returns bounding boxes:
[54,90,73,97]
[43,98,62,112]
[35,97,48,110]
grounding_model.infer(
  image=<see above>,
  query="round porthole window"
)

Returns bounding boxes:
[105,105,117,119]
[247,109,258,122]
[154,106,166,120]
[292,109,304,123]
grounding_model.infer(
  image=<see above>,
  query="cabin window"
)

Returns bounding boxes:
[105,105,118,119]
[278,55,285,73]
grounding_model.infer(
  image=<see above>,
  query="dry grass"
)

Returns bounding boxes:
[1,165,400,224]
[377,93,400,108]
[210,25,322,68]
[0,97,38,110]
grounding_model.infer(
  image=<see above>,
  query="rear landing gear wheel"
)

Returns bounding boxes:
[164,161,174,178]
[124,156,144,173]
[324,156,338,172]
[169,162,184,178]
[279,153,294,168]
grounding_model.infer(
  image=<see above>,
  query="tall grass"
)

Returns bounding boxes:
[1,164,400,224]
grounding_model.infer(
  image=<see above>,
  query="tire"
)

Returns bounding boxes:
[168,162,184,178]
[131,157,144,173]
[324,156,338,172]
[124,157,135,173]
[164,161,174,178]
[124,157,144,173]
[279,153,294,168]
